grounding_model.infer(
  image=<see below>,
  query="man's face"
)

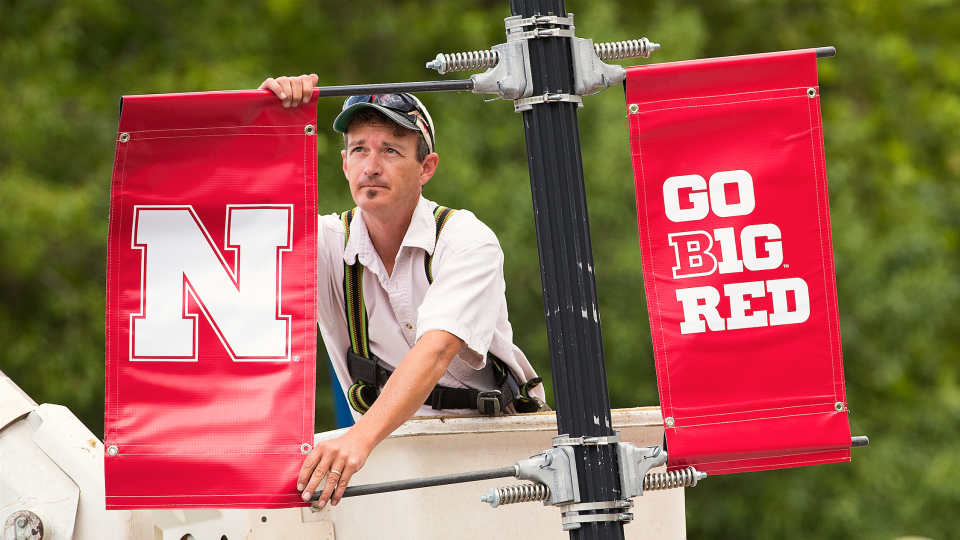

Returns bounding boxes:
[341,122,437,220]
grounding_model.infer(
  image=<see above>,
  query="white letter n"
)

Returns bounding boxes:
[130,205,292,361]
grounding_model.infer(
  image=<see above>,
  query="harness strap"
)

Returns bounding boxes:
[346,349,526,415]
[425,205,457,284]
[341,209,370,359]
[341,205,542,416]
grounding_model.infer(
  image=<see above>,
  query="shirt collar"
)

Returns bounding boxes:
[342,196,438,269]
[403,196,439,255]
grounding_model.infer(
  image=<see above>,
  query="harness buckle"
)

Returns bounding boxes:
[430,389,445,410]
[477,390,502,416]
[347,350,382,388]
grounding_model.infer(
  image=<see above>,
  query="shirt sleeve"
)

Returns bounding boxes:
[415,227,505,366]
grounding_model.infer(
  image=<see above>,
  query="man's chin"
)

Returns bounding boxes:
[355,195,389,214]
[355,185,389,200]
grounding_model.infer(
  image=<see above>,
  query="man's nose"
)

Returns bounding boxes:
[362,152,383,176]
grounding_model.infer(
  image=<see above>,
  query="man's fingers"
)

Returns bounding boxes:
[300,450,333,500]
[277,77,293,107]
[316,460,346,507]
[331,466,355,506]
[302,465,328,501]
[260,78,284,100]
[299,74,315,103]
[290,75,303,106]
[297,450,320,492]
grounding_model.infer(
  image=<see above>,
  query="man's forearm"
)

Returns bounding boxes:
[347,329,463,449]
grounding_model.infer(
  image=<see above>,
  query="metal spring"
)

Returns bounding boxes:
[495,483,551,505]
[435,50,501,74]
[643,466,700,491]
[594,38,654,60]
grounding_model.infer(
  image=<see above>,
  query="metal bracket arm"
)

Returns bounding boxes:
[617,442,669,499]
[513,446,581,506]
[470,41,533,101]
[571,37,627,96]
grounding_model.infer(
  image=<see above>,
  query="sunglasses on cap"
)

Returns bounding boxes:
[342,93,421,113]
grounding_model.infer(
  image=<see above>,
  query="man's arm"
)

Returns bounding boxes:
[298,329,464,507]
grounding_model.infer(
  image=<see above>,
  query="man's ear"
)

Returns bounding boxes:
[419,153,439,187]
[341,149,348,178]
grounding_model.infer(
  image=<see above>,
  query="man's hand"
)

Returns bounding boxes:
[259,74,319,108]
[298,330,464,507]
[298,429,373,508]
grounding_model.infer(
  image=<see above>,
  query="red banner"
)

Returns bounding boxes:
[626,50,851,475]
[104,90,317,508]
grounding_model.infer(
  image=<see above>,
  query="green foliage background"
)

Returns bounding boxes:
[2,0,959,537]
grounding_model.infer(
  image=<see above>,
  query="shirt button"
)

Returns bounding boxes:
[404,323,413,330]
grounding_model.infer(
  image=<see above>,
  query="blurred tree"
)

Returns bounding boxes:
[1,0,958,538]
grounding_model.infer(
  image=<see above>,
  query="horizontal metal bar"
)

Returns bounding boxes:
[815,46,836,58]
[311,465,517,501]
[314,79,474,98]
[852,436,869,448]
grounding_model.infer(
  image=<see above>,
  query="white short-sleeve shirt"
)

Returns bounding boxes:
[317,196,544,419]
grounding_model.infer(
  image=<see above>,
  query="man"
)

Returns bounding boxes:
[260,75,545,509]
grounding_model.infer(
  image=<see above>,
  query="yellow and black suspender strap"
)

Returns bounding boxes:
[342,208,379,414]
[341,208,370,359]
[424,206,457,284]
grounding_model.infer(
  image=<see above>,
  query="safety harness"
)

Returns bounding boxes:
[340,206,543,416]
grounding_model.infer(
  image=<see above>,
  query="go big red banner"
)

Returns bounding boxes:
[104,90,317,508]
[626,50,852,474]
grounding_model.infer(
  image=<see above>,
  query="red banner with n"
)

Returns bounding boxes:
[104,90,317,508]
[626,50,852,475]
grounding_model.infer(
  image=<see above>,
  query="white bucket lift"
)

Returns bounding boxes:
[1,371,684,539]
